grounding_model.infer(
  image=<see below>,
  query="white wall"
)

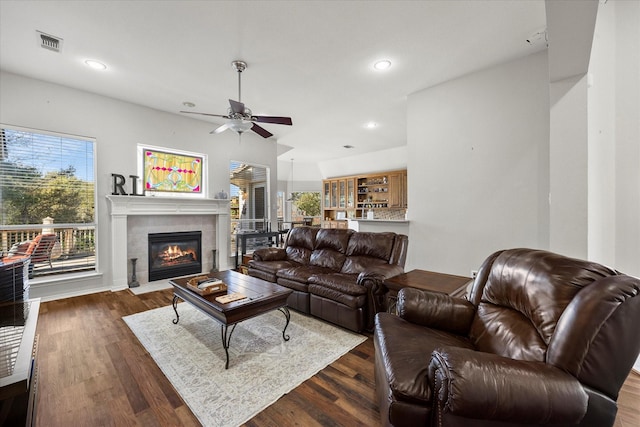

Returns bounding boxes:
[588,0,640,373]
[0,71,279,299]
[610,0,640,279]
[588,2,617,269]
[318,146,407,179]
[406,51,550,275]
[277,159,323,196]
[549,74,589,259]
[563,0,640,280]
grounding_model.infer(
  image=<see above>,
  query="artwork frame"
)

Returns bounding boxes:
[142,147,204,195]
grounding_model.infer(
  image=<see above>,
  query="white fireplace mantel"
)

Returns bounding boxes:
[106,195,230,290]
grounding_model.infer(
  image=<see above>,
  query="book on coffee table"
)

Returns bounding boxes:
[215,293,247,304]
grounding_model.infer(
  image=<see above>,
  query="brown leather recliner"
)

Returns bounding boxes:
[374,248,640,427]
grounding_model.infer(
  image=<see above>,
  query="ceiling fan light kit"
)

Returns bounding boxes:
[180,60,292,139]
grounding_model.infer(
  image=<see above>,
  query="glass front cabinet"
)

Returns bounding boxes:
[321,170,406,227]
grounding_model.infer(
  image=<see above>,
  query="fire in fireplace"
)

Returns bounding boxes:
[148,231,202,281]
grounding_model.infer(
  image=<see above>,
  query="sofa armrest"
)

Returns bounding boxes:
[357,266,405,331]
[397,287,475,335]
[358,264,405,284]
[429,347,588,424]
[252,247,287,261]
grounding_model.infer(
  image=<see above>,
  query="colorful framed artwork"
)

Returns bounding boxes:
[143,148,203,194]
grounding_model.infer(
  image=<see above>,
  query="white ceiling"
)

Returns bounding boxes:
[0,0,547,163]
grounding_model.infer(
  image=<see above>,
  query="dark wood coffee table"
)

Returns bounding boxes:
[170,270,293,369]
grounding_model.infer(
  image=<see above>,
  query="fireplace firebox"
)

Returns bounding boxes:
[148,231,202,281]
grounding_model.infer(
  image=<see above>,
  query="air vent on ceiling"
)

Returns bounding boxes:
[37,31,63,53]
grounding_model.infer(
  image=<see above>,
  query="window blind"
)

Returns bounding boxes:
[0,126,95,226]
[0,125,96,277]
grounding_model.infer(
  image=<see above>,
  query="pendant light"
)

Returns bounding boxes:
[287,158,295,202]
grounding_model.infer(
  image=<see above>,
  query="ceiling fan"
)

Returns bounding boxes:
[180,60,292,138]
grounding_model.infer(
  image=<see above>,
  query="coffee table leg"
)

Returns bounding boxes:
[277,307,291,341]
[172,295,180,324]
[221,323,238,369]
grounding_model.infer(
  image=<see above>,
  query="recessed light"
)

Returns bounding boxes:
[182,101,196,108]
[365,122,378,129]
[343,145,355,149]
[373,60,392,71]
[84,59,107,70]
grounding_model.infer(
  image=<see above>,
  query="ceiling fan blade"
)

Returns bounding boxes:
[252,116,293,126]
[210,123,230,134]
[251,123,273,138]
[228,99,245,114]
[180,111,228,118]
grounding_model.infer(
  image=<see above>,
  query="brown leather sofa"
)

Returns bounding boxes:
[248,226,408,332]
[374,248,640,427]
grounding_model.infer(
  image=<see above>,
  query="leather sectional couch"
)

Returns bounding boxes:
[248,226,408,332]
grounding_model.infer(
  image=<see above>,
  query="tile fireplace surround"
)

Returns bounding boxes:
[106,195,230,290]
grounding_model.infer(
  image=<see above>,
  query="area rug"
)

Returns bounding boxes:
[123,303,366,427]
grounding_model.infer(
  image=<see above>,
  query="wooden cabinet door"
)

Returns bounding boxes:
[346,178,355,208]
[330,180,338,208]
[388,171,407,208]
[323,180,330,209]
[389,173,403,207]
[338,180,346,208]
[402,172,407,207]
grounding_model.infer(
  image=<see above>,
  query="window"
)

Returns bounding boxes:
[289,191,321,225]
[0,125,96,277]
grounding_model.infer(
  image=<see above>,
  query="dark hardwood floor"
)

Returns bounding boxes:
[34,288,639,426]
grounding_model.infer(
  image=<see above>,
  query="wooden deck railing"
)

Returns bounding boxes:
[1,224,96,277]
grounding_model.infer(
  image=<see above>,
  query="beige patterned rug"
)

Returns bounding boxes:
[123,303,366,427]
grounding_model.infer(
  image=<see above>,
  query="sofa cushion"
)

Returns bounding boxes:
[341,255,390,274]
[308,273,365,309]
[277,277,310,293]
[282,226,319,265]
[314,228,353,252]
[277,265,335,285]
[308,228,352,270]
[252,247,288,262]
[285,246,313,265]
[308,284,366,309]
[374,312,475,405]
[309,273,362,295]
[346,231,395,259]
[310,248,346,271]
[249,259,297,275]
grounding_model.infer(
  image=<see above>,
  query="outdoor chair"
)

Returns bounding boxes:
[2,234,58,275]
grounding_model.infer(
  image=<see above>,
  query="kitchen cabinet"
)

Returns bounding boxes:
[321,169,406,226]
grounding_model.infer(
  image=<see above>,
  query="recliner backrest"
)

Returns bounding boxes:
[341,231,397,274]
[469,248,618,361]
[467,248,640,400]
[310,228,352,271]
[284,226,319,265]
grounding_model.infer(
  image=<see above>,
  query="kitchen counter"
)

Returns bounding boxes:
[350,219,409,223]
[347,218,409,233]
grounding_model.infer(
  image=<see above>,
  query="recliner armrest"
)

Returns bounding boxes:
[429,347,588,424]
[357,264,405,285]
[252,247,287,261]
[397,287,475,335]
[357,266,405,331]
